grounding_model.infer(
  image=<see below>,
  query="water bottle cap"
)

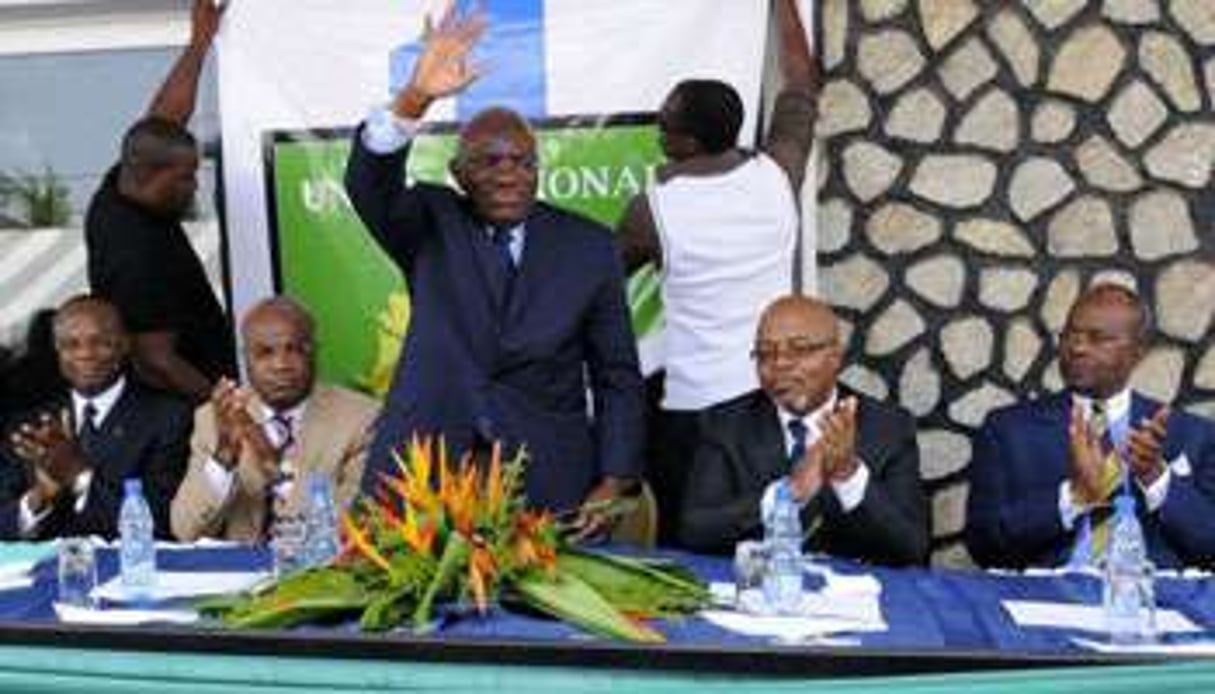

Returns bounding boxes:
[123,479,143,496]
[307,474,332,495]
[1114,494,1137,515]
[775,479,792,502]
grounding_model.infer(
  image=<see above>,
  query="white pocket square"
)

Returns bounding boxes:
[1169,453,1193,478]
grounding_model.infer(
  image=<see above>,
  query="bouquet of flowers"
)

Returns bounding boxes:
[201,436,708,642]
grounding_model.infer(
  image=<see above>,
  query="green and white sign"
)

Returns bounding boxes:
[267,117,664,397]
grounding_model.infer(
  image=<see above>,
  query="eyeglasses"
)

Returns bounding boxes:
[463,151,539,172]
[751,337,835,364]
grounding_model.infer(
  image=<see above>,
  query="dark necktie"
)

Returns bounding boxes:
[79,402,101,459]
[787,419,808,468]
[264,412,296,539]
[492,226,518,309]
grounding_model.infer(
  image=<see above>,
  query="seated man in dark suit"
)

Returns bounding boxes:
[0,296,191,539]
[345,4,644,536]
[679,295,928,565]
[967,284,1215,569]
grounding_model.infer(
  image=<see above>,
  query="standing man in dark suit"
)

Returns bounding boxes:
[345,4,644,531]
[679,295,928,565]
[967,284,1215,570]
[85,0,235,403]
[0,296,191,540]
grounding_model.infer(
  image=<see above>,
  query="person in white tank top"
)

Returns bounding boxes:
[616,0,819,545]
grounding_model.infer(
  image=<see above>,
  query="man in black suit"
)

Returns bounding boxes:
[0,296,191,539]
[345,4,644,534]
[679,295,928,565]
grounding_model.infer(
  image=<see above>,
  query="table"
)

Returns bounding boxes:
[0,544,1213,690]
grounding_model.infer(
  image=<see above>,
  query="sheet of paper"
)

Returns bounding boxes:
[1073,636,1215,655]
[54,603,197,626]
[706,578,886,642]
[0,575,33,593]
[1003,600,1203,634]
[93,570,269,603]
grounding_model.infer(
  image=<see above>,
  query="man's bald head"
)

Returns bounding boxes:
[450,106,539,227]
[1060,283,1150,398]
[240,297,316,410]
[753,295,843,416]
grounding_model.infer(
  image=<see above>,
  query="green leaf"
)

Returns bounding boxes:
[411,532,470,633]
[511,570,664,643]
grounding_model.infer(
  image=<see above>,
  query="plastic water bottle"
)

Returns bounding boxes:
[302,475,340,568]
[762,480,804,614]
[1103,494,1156,643]
[118,478,156,596]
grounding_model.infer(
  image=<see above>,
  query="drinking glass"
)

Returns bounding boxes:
[57,537,97,608]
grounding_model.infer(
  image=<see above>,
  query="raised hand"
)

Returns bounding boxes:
[1126,405,1170,486]
[820,397,859,483]
[394,0,488,117]
[1068,403,1110,505]
[190,0,226,49]
[789,439,825,503]
[211,378,246,469]
[10,410,88,488]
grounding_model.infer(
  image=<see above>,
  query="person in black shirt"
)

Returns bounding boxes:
[85,0,234,403]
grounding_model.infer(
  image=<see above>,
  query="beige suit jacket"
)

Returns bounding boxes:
[171,384,380,542]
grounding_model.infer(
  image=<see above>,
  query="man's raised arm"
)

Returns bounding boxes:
[764,0,820,193]
[147,0,224,125]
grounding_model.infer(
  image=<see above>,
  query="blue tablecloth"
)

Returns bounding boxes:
[4,544,1215,655]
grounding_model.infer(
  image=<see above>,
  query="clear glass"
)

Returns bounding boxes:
[57,537,97,608]
[733,540,770,614]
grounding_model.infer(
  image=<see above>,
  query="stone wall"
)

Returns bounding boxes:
[813,0,1215,566]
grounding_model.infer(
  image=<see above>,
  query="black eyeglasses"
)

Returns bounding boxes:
[751,337,835,364]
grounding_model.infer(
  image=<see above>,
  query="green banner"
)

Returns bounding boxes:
[268,118,663,397]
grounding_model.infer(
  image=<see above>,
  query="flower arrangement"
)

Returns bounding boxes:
[202,436,708,642]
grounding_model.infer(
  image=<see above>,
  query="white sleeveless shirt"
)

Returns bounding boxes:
[649,153,798,411]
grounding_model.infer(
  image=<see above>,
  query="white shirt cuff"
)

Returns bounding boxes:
[17,493,50,538]
[1058,480,1082,531]
[71,470,93,514]
[204,456,236,501]
[362,105,421,154]
[830,461,870,513]
[1139,468,1171,513]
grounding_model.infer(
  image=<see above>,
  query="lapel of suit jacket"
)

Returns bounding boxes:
[503,209,555,327]
[93,382,136,457]
[293,386,331,475]
[749,394,793,482]
[452,198,509,319]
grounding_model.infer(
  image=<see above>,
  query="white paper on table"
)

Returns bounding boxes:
[92,570,269,603]
[705,579,886,641]
[1072,636,1215,655]
[1003,600,1203,634]
[0,574,32,592]
[702,607,886,642]
[805,563,883,597]
[54,602,197,625]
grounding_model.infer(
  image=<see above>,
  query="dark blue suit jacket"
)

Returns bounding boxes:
[0,380,191,540]
[345,129,644,512]
[966,391,1215,569]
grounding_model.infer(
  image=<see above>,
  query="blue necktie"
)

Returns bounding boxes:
[788,419,808,468]
[491,226,517,310]
[79,402,101,459]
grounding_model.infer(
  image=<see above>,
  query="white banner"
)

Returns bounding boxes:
[217,0,773,330]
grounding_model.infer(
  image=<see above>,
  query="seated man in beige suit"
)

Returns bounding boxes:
[172,297,379,542]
